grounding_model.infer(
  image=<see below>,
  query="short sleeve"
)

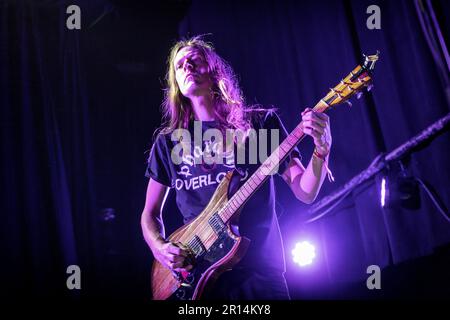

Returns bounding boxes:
[262,110,302,176]
[145,134,172,187]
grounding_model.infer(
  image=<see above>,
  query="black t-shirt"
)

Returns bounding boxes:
[145,111,301,272]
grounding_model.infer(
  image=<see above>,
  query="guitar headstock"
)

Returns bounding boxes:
[315,51,380,112]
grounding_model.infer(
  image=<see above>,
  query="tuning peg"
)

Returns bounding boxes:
[367,84,373,92]
[356,92,363,99]
[345,100,352,107]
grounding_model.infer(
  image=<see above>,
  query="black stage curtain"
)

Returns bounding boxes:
[1,0,449,300]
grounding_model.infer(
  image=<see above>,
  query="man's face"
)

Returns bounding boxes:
[174,46,213,98]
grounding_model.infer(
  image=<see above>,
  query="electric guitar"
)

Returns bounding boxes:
[151,52,380,300]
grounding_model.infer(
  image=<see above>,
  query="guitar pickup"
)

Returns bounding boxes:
[208,213,225,235]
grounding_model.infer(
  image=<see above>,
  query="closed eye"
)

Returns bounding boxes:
[175,54,204,70]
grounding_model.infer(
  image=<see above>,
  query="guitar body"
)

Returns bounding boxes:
[151,170,250,300]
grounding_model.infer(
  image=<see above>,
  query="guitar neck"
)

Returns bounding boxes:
[218,100,328,224]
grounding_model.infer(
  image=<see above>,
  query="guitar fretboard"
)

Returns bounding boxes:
[218,102,328,223]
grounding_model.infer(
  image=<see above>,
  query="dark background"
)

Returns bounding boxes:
[1,0,449,302]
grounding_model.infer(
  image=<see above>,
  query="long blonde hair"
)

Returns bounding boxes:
[158,35,259,136]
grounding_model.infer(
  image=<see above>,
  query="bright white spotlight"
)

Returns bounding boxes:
[381,177,387,207]
[292,241,316,267]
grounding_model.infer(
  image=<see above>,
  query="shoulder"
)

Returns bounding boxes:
[152,132,168,147]
[148,131,173,159]
[247,106,282,129]
[260,108,285,130]
[152,127,176,145]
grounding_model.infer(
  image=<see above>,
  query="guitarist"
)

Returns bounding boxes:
[141,36,332,300]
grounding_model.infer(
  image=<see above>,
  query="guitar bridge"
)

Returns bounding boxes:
[187,235,206,257]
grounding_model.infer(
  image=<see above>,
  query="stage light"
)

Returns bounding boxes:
[380,171,420,210]
[380,177,387,207]
[292,241,316,267]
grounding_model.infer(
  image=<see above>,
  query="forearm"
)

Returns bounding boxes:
[298,153,328,203]
[141,211,166,252]
[289,107,332,204]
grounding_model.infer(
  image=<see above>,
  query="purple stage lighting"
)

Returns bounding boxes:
[292,241,316,267]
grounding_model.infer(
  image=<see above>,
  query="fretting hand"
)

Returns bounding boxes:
[301,107,332,157]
